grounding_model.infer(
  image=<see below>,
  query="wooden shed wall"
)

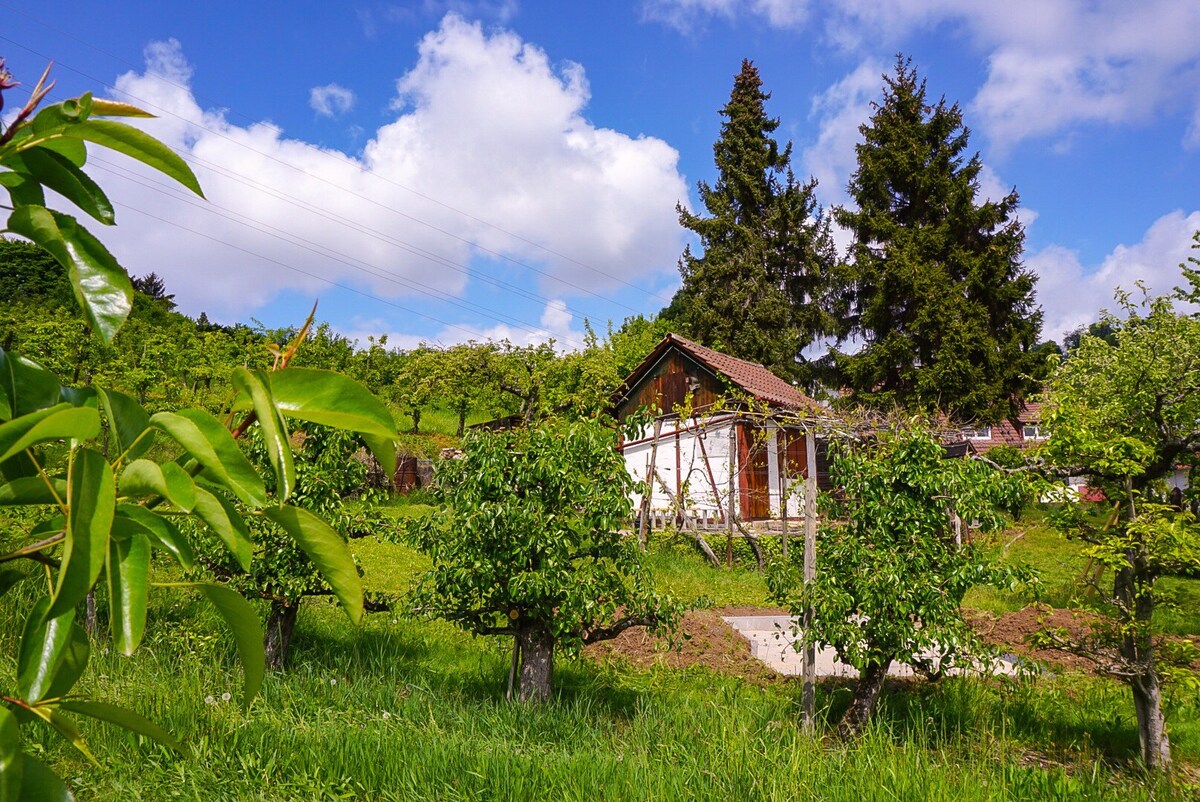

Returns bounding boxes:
[616,350,725,421]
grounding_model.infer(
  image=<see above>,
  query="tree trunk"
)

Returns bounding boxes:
[837,659,892,739]
[84,590,98,636]
[516,619,554,703]
[410,409,421,435]
[264,601,299,670]
[456,409,466,438]
[1132,672,1172,771]
[1115,560,1172,771]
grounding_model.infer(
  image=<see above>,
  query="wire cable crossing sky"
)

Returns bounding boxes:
[2,1,1198,351]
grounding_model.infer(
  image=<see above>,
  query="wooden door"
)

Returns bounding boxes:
[738,423,771,520]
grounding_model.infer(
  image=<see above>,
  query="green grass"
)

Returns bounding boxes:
[8,512,1200,800]
[964,505,1200,637]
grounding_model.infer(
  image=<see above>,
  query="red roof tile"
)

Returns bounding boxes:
[661,334,821,412]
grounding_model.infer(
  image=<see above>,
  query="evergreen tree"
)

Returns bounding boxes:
[665,60,841,385]
[834,56,1042,423]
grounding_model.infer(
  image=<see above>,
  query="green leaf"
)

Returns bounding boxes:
[37,136,86,167]
[118,459,195,511]
[89,99,155,119]
[265,505,363,624]
[42,626,89,702]
[26,707,94,766]
[191,487,251,571]
[57,386,96,409]
[362,433,398,481]
[0,351,61,420]
[15,755,72,802]
[175,583,264,708]
[0,706,22,802]
[57,700,182,753]
[5,148,114,225]
[96,388,150,462]
[243,368,398,477]
[74,120,203,197]
[249,368,397,438]
[0,405,100,467]
[114,505,195,569]
[17,597,87,703]
[0,568,31,598]
[150,410,266,508]
[232,368,294,502]
[106,532,149,655]
[6,207,133,345]
[0,477,66,506]
[0,170,46,208]
[50,448,113,618]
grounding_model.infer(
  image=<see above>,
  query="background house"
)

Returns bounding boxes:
[959,402,1047,454]
[613,334,829,527]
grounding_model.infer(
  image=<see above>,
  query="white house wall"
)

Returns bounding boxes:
[623,415,808,520]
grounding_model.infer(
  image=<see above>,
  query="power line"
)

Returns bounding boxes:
[116,199,583,348]
[89,153,582,346]
[0,21,680,307]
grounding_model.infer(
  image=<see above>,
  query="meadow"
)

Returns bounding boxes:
[8,503,1199,801]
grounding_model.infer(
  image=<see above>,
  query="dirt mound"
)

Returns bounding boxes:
[969,605,1101,674]
[585,606,785,684]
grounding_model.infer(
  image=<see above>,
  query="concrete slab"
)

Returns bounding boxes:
[722,615,1020,678]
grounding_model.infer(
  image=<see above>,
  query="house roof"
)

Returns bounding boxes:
[617,333,822,413]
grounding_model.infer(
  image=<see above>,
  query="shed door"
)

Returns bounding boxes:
[738,424,771,520]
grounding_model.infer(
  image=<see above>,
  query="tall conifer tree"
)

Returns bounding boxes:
[834,57,1042,422]
[665,60,841,385]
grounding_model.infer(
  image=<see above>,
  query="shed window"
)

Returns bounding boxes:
[962,426,992,441]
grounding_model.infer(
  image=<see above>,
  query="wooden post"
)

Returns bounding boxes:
[780,431,789,560]
[638,418,662,549]
[727,423,736,567]
[802,428,818,731]
[674,430,683,527]
[694,415,726,524]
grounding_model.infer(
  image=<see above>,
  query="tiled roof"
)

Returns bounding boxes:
[664,334,821,412]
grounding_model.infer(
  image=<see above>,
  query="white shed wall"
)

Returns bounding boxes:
[623,416,809,520]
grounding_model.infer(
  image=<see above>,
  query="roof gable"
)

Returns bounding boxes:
[615,333,820,414]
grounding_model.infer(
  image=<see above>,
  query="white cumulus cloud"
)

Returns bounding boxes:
[655,0,1200,150]
[85,19,687,327]
[309,83,356,117]
[343,297,583,352]
[1029,209,1200,342]
[642,0,808,33]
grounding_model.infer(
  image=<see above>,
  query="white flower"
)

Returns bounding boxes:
[204,696,216,705]
[382,712,391,720]
[221,692,232,702]
[330,678,337,686]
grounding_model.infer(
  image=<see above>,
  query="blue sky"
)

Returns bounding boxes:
[3,0,1199,350]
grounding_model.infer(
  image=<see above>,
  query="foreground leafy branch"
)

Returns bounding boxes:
[0,63,398,799]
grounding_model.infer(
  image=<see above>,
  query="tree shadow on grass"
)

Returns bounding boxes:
[813,673,1143,769]
[284,606,646,720]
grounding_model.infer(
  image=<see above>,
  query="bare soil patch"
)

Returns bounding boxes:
[969,605,1102,675]
[585,606,785,685]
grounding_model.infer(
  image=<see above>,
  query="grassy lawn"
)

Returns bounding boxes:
[965,505,1200,638]
[9,509,1199,801]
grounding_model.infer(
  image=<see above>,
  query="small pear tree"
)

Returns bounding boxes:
[408,418,679,702]
[769,421,1028,737]
[1037,280,1200,772]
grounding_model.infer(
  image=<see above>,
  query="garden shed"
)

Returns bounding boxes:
[612,334,831,528]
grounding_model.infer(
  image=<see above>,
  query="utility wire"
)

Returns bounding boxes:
[90,153,581,346]
[0,24,679,307]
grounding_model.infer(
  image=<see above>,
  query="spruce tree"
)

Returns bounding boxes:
[834,56,1042,422]
[665,60,841,385]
